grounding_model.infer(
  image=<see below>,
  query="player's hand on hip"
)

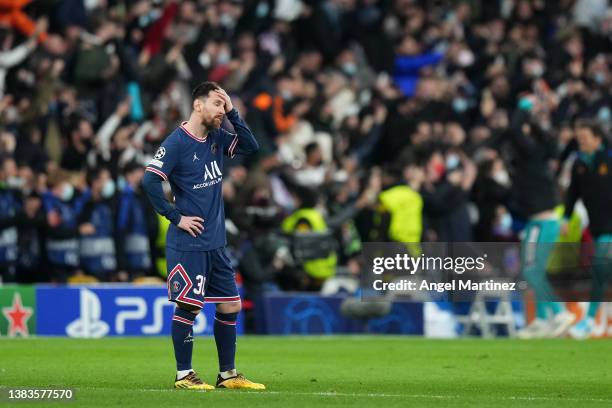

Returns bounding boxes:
[214,89,233,113]
[178,216,205,237]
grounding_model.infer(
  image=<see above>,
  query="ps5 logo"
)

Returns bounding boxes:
[65,289,207,337]
[66,289,110,338]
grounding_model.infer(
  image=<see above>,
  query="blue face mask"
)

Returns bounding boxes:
[117,176,127,191]
[101,180,115,199]
[61,184,74,202]
[452,98,468,113]
[342,62,357,76]
[446,154,460,170]
[499,213,512,232]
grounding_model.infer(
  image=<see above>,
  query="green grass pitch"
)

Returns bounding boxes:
[1,336,611,407]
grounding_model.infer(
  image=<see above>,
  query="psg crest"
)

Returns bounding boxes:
[211,143,218,154]
[172,281,181,293]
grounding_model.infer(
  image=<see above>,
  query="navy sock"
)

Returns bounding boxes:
[214,312,238,372]
[172,307,197,371]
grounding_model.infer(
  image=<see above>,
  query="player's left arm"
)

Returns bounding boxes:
[215,89,259,158]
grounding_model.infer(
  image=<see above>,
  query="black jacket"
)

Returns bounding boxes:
[508,109,559,219]
[564,148,612,238]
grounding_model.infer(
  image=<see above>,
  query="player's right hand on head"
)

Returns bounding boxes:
[178,216,205,237]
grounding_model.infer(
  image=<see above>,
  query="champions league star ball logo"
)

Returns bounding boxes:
[172,281,181,293]
[211,143,218,154]
[154,147,166,160]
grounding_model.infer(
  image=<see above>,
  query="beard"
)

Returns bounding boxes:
[202,115,222,129]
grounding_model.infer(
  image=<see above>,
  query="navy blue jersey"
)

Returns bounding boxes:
[143,108,258,251]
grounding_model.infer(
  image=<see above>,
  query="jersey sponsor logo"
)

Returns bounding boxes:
[149,159,164,168]
[193,160,222,189]
[154,147,166,159]
[203,160,222,181]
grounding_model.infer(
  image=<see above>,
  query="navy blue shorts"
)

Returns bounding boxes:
[166,247,240,309]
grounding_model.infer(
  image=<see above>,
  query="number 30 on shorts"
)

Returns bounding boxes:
[194,275,205,295]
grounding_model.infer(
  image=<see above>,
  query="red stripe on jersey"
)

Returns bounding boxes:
[145,166,168,181]
[180,122,207,142]
[228,136,238,158]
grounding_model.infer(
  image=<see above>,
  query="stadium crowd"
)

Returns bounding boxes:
[0,0,610,303]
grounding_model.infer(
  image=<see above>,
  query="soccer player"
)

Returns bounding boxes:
[562,121,612,339]
[508,98,574,338]
[142,82,263,390]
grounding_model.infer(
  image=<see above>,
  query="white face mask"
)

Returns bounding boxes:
[6,176,24,188]
[492,170,510,187]
[457,50,475,67]
[61,184,74,201]
[198,52,211,68]
[531,63,544,78]
[101,179,115,199]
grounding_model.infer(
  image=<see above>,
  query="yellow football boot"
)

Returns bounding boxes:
[215,373,266,390]
[174,371,215,390]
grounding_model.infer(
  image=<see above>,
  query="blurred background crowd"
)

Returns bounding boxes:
[0,0,610,301]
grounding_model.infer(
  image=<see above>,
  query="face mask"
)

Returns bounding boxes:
[4,105,18,122]
[492,170,510,187]
[219,13,235,28]
[342,62,357,76]
[7,176,24,188]
[446,154,460,170]
[117,176,127,191]
[281,90,293,101]
[217,51,231,65]
[457,50,475,67]
[498,213,513,232]
[594,72,606,85]
[101,179,115,199]
[61,184,74,202]
[598,106,611,122]
[198,52,211,68]
[531,64,544,78]
[452,98,468,113]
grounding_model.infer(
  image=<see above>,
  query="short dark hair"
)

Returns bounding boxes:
[304,142,320,157]
[123,161,142,176]
[86,167,110,186]
[67,113,87,134]
[192,82,220,102]
[575,119,605,139]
